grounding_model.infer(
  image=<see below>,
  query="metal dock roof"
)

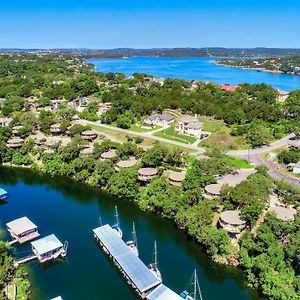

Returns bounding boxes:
[147,284,183,300]
[0,188,7,197]
[6,217,37,235]
[31,234,63,255]
[93,224,161,293]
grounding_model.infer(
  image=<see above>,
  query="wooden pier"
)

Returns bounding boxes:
[15,254,37,266]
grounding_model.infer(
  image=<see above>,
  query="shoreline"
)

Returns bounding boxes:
[214,61,300,76]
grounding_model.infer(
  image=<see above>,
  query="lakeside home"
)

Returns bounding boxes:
[219,210,246,236]
[50,123,62,134]
[6,138,25,148]
[204,183,222,198]
[116,158,138,170]
[138,168,158,182]
[81,130,97,141]
[175,115,203,138]
[100,149,118,160]
[168,171,186,186]
[143,114,175,128]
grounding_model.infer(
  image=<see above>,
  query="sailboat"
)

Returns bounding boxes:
[147,241,162,282]
[180,269,203,300]
[111,206,123,238]
[126,222,139,256]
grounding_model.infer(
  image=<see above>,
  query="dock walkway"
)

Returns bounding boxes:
[15,254,37,266]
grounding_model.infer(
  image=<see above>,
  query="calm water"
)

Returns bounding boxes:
[87,57,300,91]
[0,167,262,300]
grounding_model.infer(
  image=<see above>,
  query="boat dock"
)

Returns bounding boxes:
[93,224,183,300]
[15,254,37,266]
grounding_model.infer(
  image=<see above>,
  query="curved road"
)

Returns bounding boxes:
[77,119,299,188]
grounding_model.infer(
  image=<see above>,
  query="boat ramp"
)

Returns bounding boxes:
[93,224,183,300]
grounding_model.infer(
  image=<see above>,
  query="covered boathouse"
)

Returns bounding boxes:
[0,188,8,201]
[31,234,67,263]
[93,224,162,299]
[6,217,40,244]
[146,284,183,300]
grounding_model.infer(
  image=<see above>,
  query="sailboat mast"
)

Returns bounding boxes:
[115,206,120,227]
[132,222,138,249]
[193,269,197,300]
[154,241,158,268]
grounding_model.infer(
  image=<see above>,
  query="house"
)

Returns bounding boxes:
[175,115,203,138]
[6,217,40,244]
[277,90,289,102]
[204,183,222,198]
[143,114,175,128]
[168,171,186,186]
[138,168,158,182]
[0,117,12,127]
[100,149,118,160]
[50,123,62,134]
[81,130,98,141]
[293,162,300,174]
[219,84,238,92]
[219,210,246,236]
[97,102,112,116]
[31,234,67,263]
[116,158,138,171]
[6,138,25,148]
[12,126,24,135]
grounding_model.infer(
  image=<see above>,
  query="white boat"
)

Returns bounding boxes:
[112,206,123,238]
[179,269,203,300]
[147,240,162,282]
[126,222,139,256]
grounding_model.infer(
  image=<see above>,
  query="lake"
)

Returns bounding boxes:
[87,57,300,92]
[0,167,262,300]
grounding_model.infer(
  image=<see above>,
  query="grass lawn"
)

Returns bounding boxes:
[225,155,254,169]
[198,116,223,133]
[154,126,196,144]
[129,124,161,132]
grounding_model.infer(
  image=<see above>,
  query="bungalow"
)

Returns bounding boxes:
[100,149,118,160]
[204,183,222,198]
[219,84,238,92]
[175,115,203,138]
[50,123,62,134]
[6,138,25,148]
[293,162,300,174]
[0,117,12,127]
[116,158,138,170]
[31,234,67,263]
[168,171,186,186]
[277,90,289,102]
[12,125,24,135]
[138,167,158,182]
[0,188,8,201]
[6,217,40,244]
[81,130,98,141]
[143,114,175,128]
[219,210,246,236]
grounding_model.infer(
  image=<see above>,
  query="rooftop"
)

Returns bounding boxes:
[93,225,161,293]
[138,167,158,176]
[220,210,246,226]
[147,284,182,300]
[205,183,222,195]
[219,84,238,92]
[101,149,118,159]
[147,114,175,122]
[269,206,297,221]
[116,159,138,168]
[6,217,37,235]
[169,171,186,182]
[187,121,203,129]
[31,234,63,255]
[178,115,198,123]
[0,188,8,197]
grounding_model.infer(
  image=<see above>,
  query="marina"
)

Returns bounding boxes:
[0,166,261,300]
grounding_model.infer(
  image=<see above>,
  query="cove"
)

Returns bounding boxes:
[87,57,300,91]
[0,167,262,300]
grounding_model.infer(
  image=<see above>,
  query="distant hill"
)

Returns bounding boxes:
[1,47,300,58]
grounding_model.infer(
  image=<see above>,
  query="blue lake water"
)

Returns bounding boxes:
[87,57,300,91]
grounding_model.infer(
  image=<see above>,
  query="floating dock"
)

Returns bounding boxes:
[0,188,8,201]
[6,217,40,245]
[93,224,182,299]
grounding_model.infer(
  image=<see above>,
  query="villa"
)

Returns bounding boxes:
[168,171,186,186]
[175,115,203,138]
[219,210,246,236]
[204,183,222,198]
[81,130,98,141]
[219,84,238,92]
[0,117,12,127]
[12,125,24,135]
[50,123,62,134]
[100,149,118,160]
[138,167,158,182]
[143,113,175,128]
[115,158,138,170]
[6,138,25,148]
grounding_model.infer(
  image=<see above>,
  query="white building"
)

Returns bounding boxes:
[143,114,175,128]
[293,162,300,174]
[175,115,203,138]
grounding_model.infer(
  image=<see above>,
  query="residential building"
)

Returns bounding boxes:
[175,115,203,138]
[143,114,175,128]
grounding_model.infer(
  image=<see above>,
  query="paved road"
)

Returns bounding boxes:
[75,119,206,154]
[77,119,299,188]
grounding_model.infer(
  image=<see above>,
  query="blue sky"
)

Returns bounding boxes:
[0,0,299,49]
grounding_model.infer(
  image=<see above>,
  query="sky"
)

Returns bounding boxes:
[0,0,299,49]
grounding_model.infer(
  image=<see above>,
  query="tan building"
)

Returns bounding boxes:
[138,167,158,182]
[175,115,203,138]
[50,123,62,134]
[81,130,97,141]
[143,114,175,128]
[100,149,118,160]
[269,206,297,221]
[115,158,138,171]
[219,210,246,235]
[168,171,186,186]
[204,183,222,198]
[6,138,25,148]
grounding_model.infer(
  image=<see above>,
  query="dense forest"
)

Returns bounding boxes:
[1,53,300,299]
